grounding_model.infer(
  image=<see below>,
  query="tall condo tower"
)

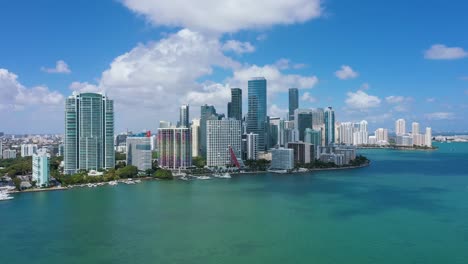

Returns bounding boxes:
[324,107,335,146]
[228,88,242,121]
[288,88,299,121]
[64,92,114,174]
[396,119,406,135]
[179,104,190,128]
[247,77,267,151]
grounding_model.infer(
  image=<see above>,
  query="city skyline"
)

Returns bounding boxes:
[1,0,468,134]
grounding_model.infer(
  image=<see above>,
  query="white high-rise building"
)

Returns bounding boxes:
[0,141,2,159]
[21,144,38,157]
[32,149,50,187]
[337,122,354,145]
[396,119,406,135]
[412,122,420,135]
[375,128,389,144]
[191,119,200,157]
[3,149,16,159]
[206,119,242,167]
[425,127,432,148]
[246,133,259,160]
[126,136,152,171]
[353,120,368,145]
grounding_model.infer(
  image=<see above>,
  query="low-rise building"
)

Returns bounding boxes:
[270,148,294,170]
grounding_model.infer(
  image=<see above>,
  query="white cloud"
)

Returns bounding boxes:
[426,98,436,103]
[256,34,268,41]
[424,44,468,60]
[0,68,63,110]
[335,65,358,80]
[41,60,71,74]
[269,104,288,118]
[230,64,318,95]
[425,112,455,120]
[69,82,101,93]
[345,90,381,109]
[274,58,306,70]
[301,92,317,103]
[121,0,322,33]
[385,95,406,104]
[222,40,255,54]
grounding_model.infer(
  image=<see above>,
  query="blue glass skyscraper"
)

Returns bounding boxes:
[247,77,267,151]
[324,106,335,146]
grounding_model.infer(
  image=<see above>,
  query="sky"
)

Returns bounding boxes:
[1,0,467,134]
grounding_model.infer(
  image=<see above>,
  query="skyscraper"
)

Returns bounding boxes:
[200,104,219,158]
[247,77,267,151]
[294,109,313,141]
[246,133,259,160]
[396,119,406,135]
[191,119,200,157]
[179,104,190,128]
[126,134,152,171]
[228,88,242,121]
[412,122,420,135]
[206,119,242,167]
[425,127,432,148]
[324,107,335,146]
[32,149,50,187]
[64,92,114,174]
[158,127,192,169]
[288,88,299,121]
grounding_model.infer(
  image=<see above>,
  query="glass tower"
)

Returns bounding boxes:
[288,88,299,121]
[247,77,267,151]
[64,92,114,174]
[200,105,218,158]
[228,88,242,121]
[179,104,190,128]
[324,107,335,146]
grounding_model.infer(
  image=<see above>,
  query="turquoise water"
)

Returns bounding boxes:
[1,143,468,263]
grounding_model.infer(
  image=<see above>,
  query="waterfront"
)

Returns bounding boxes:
[1,143,468,263]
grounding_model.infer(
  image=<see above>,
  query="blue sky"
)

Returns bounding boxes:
[1,0,467,134]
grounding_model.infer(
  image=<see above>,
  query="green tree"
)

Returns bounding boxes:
[192,156,206,168]
[13,177,22,191]
[153,169,173,180]
[116,165,138,179]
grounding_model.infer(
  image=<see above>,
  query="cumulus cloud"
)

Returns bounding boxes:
[269,104,288,118]
[275,58,306,70]
[345,90,381,109]
[69,82,101,93]
[41,60,71,74]
[301,92,317,103]
[121,0,322,33]
[385,95,412,112]
[222,40,255,54]
[425,112,455,120]
[424,44,468,60]
[386,96,406,104]
[335,65,358,80]
[0,68,64,110]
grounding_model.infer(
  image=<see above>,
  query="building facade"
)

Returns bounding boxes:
[324,107,335,146]
[228,88,242,121]
[287,142,315,165]
[179,104,190,128]
[32,149,50,187]
[191,119,200,157]
[3,149,16,159]
[270,148,294,170]
[396,119,406,135]
[288,88,299,121]
[158,127,192,169]
[64,92,115,174]
[200,104,219,158]
[21,144,37,157]
[206,119,242,167]
[246,133,259,160]
[247,77,267,151]
[126,135,152,171]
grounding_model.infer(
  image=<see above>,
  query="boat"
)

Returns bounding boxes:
[179,176,190,181]
[0,191,14,201]
[197,176,212,180]
[134,180,141,183]
[214,173,231,179]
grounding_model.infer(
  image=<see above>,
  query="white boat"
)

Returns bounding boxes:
[197,176,212,180]
[179,176,190,181]
[0,191,14,201]
[134,180,141,183]
[214,173,231,179]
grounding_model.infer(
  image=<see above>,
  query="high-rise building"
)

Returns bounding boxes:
[64,92,114,174]
[353,120,368,145]
[305,128,322,148]
[191,119,200,157]
[288,88,299,121]
[0,141,3,159]
[375,128,389,143]
[396,119,406,135]
[246,133,259,160]
[206,119,242,167]
[425,127,432,148]
[159,121,172,129]
[247,77,267,151]
[412,122,420,135]
[228,88,242,121]
[179,104,190,128]
[32,149,50,187]
[21,144,38,157]
[324,107,335,146]
[294,109,313,142]
[158,127,192,169]
[200,104,219,158]
[337,122,354,145]
[126,134,152,171]
[270,148,294,170]
[287,142,315,165]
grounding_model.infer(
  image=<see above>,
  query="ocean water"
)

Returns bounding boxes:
[1,142,468,263]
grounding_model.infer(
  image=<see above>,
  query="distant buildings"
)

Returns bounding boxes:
[126,134,152,171]
[287,142,315,164]
[228,88,242,121]
[294,109,312,141]
[425,127,432,147]
[304,128,322,148]
[270,148,294,170]
[374,128,389,144]
[396,119,406,135]
[64,92,115,174]
[324,107,335,146]
[200,104,219,158]
[2,149,16,159]
[206,119,242,167]
[158,127,192,169]
[288,88,299,121]
[179,104,190,128]
[247,77,267,151]
[21,144,37,157]
[159,121,172,129]
[32,149,50,187]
